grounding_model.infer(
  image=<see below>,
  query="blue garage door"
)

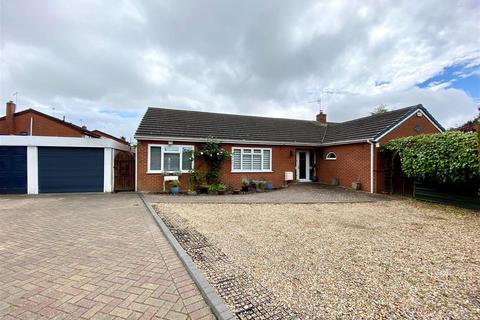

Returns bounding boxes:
[38,147,104,193]
[0,146,27,194]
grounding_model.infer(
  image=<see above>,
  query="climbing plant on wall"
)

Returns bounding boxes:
[197,138,231,184]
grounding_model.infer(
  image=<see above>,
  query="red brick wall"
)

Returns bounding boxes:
[317,143,371,191]
[0,111,84,137]
[136,113,443,194]
[374,113,442,193]
[136,140,296,192]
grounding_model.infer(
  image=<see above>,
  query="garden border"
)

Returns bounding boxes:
[139,193,235,320]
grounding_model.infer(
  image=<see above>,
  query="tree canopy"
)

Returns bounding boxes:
[371,104,389,115]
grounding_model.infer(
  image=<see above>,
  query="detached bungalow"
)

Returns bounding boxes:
[134,104,443,193]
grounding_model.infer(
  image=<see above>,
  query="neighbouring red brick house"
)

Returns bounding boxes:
[134,105,443,193]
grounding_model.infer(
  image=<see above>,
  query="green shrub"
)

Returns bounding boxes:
[208,183,226,193]
[383,131,479,185]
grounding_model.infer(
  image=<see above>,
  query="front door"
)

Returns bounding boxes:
[296,151,310,182]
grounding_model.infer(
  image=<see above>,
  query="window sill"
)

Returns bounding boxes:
[146,171,192,174]
[231,170,273,173]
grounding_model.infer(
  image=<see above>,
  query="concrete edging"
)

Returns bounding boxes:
[138,193,235,320]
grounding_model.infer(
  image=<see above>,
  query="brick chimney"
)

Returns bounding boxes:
[5,101,16,134]
[316,110,327,124]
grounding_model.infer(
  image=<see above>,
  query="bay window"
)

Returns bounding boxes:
[231,147,272,172]
[148,144,194,173]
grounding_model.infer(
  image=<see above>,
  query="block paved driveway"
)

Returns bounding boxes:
[0,193,213,320]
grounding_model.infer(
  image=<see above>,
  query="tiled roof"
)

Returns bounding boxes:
[135,108,327,144]
[135,104,443,145]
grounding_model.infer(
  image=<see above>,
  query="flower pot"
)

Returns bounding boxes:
[265,183,273,191]
[200,187,208,194]
[171,186,180,194]
[352,182,361,190]
[218,190,226,195]
[241,186,249,192]
[187,191,197,196]
[233,190,240,195]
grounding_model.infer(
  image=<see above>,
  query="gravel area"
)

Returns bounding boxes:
[154,200,480,319]
[146,183,385,204]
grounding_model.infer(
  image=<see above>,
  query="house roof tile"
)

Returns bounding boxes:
[135,104,443,145]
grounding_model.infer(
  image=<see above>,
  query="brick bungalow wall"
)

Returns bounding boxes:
[137,112,442,193]
[317,114,441,193]
[0,111,85,137]
[317,143,371,191]
[136,140,296,192]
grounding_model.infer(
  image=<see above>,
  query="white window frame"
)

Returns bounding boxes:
[231,147,272,172]
[325,151,337,160]
[147,144,195,173]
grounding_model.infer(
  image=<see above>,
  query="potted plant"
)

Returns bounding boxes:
[187,186,197,196]
[352,181,361,190]
[170,180,180,194]
[217,183,226,195]
[265,181,273,191]
[241,177,249,192]
[256,180,265,192]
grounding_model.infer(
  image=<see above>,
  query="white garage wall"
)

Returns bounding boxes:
[1,136,130,194]
[27,146,38,194]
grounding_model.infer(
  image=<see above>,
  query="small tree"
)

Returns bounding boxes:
[371,104,389,115]
[383,131,479,186]
[197,138,231,184]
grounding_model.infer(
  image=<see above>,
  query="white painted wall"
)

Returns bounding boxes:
[27,146,38,194]
[103,148,114,192]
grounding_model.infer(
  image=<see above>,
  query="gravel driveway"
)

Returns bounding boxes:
[154,200,480,319]
[146,183,384,204]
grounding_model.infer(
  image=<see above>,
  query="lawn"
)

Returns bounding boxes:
[154,200,480,319]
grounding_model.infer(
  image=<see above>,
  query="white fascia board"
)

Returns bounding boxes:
[0,136,131,151]
[135,135,371,147]
[319,139,370,147]
[373,109,443,142]
[134,135,323,147]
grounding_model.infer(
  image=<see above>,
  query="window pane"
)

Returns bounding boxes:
[242,154,252,170]
[253,154,262,170]
[253,149,261,154]
[263,150,271,170]
[164,153,180,171]
[182,147,193,171]
[233,149,241,170]
[150,146,162,170]
[243,149,251,153]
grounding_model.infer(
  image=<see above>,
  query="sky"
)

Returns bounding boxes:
[1,0,479,141]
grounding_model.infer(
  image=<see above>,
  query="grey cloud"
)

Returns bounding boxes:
[1,0,479,139]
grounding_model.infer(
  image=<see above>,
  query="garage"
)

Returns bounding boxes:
[0,146,27,194]
[38,147,104,193]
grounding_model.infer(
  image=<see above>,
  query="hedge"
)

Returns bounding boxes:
[382,131,479,185]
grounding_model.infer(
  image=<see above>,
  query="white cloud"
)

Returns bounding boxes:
[1,0,479,139]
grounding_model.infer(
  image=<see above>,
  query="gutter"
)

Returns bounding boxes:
[134,135,370,147]
[368,140,375,193]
